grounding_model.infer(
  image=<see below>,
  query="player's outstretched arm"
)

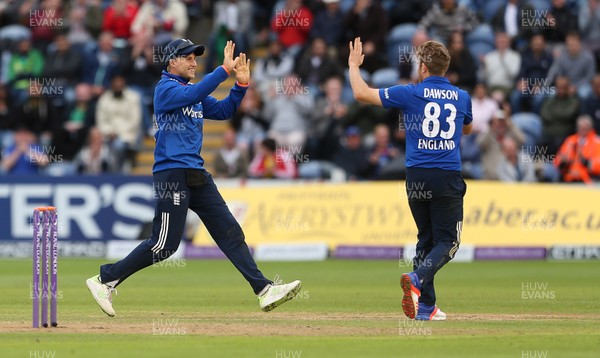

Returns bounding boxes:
[348,37,382,106]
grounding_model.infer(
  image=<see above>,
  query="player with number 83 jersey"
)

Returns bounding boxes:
[348,38,472,321]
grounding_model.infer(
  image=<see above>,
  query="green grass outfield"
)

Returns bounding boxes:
[1,259,599,357]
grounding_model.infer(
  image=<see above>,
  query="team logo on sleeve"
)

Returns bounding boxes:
[384,88,390,99]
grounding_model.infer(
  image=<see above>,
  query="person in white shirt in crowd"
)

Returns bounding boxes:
[95,75,141,172]
[252,39,295,97]
[263,74,313,148]
[481,32,521,99]
[131,0,188,45]
[471,83,499,134]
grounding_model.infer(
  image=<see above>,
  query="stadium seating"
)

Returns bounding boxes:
[512,112,543,148]
[371,67,400,88]
[387,23,418,65]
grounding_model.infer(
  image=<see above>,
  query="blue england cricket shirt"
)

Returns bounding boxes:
[152,66,248,173]
[379,76,473,171]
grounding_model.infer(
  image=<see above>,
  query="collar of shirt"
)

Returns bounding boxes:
[422,76,451,84]
[161,70,189,85]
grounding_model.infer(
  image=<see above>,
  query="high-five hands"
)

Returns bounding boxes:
[233,52,250,85]
[222,40,240,72]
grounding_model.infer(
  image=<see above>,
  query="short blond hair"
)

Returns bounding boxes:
[416,41,451,76]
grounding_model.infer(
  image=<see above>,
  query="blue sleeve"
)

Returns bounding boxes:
[378,84,413,109]
[464,95,473,126]
[202,83,248,120]
[155,66,229,113]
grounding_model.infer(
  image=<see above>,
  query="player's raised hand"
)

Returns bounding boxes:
[233,52,250,85]
[348,37,365,68]
[223,40,240,72]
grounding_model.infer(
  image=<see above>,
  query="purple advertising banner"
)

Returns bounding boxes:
[475,247,547,260]
[334,246,403,260]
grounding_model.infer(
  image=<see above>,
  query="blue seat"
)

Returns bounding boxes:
[526,0,552,11]
[388,23,418,44]
[512,112,542,147]
[387,24,418,66]
[483,0,507,22]
[371,67,400,88]
[339,0,355,14]
[466,24,495,46]
[468,41,495,65]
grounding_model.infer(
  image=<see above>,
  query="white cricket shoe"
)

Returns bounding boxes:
[258,280,302,312]
[86,274,117,317]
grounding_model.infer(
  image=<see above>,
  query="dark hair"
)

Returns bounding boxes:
[261,138,277,152]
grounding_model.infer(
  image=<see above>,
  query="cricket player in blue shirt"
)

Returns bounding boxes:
[86,39,301,316]
[348,38,473,320]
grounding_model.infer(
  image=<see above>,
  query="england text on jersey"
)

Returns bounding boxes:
[423,88,459,100]
[418,138,456,150]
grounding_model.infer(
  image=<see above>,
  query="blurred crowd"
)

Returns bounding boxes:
[0,0,599,184]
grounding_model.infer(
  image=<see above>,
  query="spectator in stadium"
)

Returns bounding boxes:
[490,0,533,43]
[29,0,64,51]
[124,32,163,136]
[263,74,313,148]
[15,79,53,138]
[295,37,343,93]
[0,85,17,150]
[95,75,141,172]
[50,83,95,168]
[581,74,600,133]
[231,86,268,155]
[102,0,139,40]
[366,124,402,180]
[510,33,554,114]
[214,126,248,178]
[477,109,527,180]
[271,0,313,57]
[333,126,370,181]
[399,30,429,83]
[544,0,578,44]
[131,0,189,45]
[471,83,499,134]
[0,126,48,175]
[481,32,521,98]
[67,0,103,44]
[253,39,295,96]
[6,37,44,106]
[497,136,537,182]
[554,115,600,183]
[306,76,346,160]
[417,0,479,42]
[82,31,122,99]
[74,126,116,174]
[546,31,596,99]
[389,0,432,27]
[342,0,388,73]
[310,0,345,49]
[344,99,388,135]
[248,138,296,179]
[446,31,477,93]
[43,33,83,104]
[204,0,253,74]
[540,76,579,154]
[579,0,600,67]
